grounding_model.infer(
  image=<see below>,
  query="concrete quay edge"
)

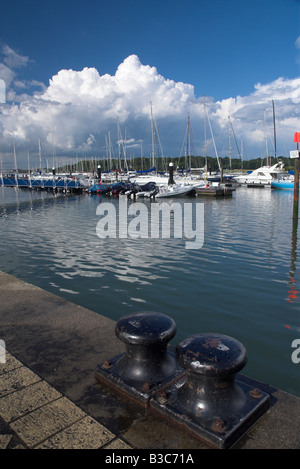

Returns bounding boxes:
[0,270,299,450]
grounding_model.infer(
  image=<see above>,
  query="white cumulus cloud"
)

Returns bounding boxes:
[0,46,300,168]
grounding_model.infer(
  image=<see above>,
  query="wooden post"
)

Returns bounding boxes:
[293,134,300,220]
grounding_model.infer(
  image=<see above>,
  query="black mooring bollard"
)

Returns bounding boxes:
[95,312,185,406]
[168,162,175,185]
[151,333,270,449]
[175,333,248,418]
[97,164,102,180]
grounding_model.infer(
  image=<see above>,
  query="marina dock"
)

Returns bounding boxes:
[246,183,266,188]
[0,175,86,192]
[0,271,299,450]
[0,174,236,199]
[195,186,234,197]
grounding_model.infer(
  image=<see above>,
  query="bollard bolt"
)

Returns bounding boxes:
[151,333,270,448]
[95,312,184,406]
[249,388,262,399]
[102,360,111,369]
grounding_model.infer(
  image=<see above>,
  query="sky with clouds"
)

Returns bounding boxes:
[0,0,300,169]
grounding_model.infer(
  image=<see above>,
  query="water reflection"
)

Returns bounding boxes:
[287,218,299,303]
[0,186,300,396]
[0,186,63,218]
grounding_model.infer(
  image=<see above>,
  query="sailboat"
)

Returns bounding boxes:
[234,100,286,186]
[204,104,222,182]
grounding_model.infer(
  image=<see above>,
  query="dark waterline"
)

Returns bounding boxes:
[0,185,299,397]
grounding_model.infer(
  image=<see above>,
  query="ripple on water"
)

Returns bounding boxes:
[0,187,299,396]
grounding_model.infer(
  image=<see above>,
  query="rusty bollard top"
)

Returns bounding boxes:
[115,311,177,347]
[176,333,248,379]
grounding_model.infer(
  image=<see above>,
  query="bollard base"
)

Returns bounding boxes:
[150,376,270,449]
[95,350,185,408]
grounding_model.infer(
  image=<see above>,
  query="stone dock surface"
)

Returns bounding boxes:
[0,271,299,450]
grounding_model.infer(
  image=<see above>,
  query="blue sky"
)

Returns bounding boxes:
[0,0,300,168]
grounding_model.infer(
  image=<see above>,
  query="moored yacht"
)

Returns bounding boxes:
[232,161,285,185]
[271,173,295,190]
[155,183,196,198]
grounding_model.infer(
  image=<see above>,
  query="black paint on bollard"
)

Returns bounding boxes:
[168,162,175,185]
[151,333,270,448]
[95,312,185,406]
[97,164,101,180]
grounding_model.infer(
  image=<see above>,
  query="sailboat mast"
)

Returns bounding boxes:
[124,127,128,171]
[186,114,191,170]
[241,139,244,168]
[13,144,18,187]
[264,110,269,166]
[38,139,42,172]
[13,144,17,172]
[272,99,277,161]
[150,102,155,169]
[140,141,143,171]
[117,117,122,171]
[108,131,112,170]
[207,111,221,171]
[0,155,3,186]
[228,116,232,171]
[203,96,207,177]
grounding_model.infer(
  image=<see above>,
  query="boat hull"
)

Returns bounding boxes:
[155,186,196,198]
[271,181,294,190]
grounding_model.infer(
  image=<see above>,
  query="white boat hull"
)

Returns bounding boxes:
[232,161,285,185]
[155,185,196,198]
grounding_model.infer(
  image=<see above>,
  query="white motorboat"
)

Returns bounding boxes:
[155,184,196,198]
[232,161,285,185]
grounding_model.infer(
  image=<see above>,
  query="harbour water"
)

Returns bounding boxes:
[0,184,299,398]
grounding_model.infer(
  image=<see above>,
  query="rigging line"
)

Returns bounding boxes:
[266,123,275,153]
[263,108,274,153]
[151,111,166,171]
[229,117,242,161]
[272,99,277,160]
[189,123,200,158]
[156,125,166,171]
[123,127,128,171]
[203,96,207,158]
[206,112,221,171]
[179,125,188,158]
[150,101,156,169]
[180,116,199,168]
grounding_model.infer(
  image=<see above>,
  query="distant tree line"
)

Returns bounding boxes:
[107,155,294,172]
[33,154,294,174]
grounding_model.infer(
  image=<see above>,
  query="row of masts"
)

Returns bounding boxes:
[1,100,278,174]
[95,103,165,173]
[180,96,247,173]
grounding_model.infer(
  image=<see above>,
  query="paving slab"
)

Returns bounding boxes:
[36,416,115,449]
[0,379,62,422]
[0,366,41,398]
